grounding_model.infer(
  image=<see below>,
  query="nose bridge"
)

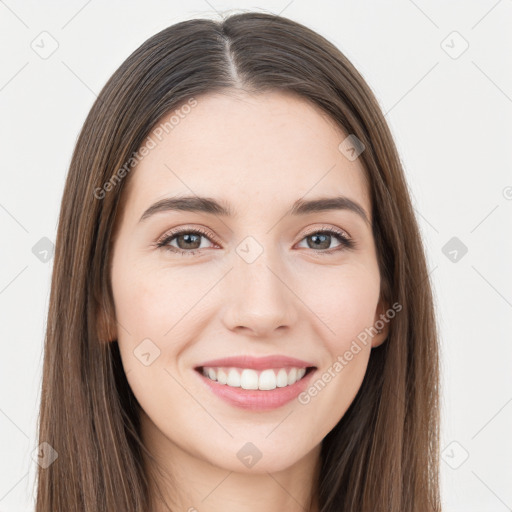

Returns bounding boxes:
[235,236,289,305]
[222,234,298,333]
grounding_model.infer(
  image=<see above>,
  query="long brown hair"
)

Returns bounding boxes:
[35,11,441,511]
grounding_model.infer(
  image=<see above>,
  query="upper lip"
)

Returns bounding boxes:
[195,355,316,371]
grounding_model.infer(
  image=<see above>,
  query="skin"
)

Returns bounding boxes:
[104,89,389,512]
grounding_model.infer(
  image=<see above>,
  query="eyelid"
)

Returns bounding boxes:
[300,223,352,240]
[155,225,219,247]
[157,223,351,244]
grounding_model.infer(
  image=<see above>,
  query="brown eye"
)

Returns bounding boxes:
[156,228,216,256]
[174,232,202,250]
[306,233,332,250]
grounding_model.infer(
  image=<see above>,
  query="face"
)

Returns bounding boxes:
[106,89,388,475]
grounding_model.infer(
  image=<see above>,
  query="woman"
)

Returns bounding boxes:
[35,11,441,512]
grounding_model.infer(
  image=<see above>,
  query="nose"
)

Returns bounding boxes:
[220,249,299,337]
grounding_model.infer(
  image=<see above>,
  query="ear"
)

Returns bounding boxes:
[371,298,390,348]
[96,301,117,343]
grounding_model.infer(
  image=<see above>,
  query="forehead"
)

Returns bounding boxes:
[121,89,371,222]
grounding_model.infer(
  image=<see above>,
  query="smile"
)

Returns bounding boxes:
[194,365,317,411]
[199,366,311,390]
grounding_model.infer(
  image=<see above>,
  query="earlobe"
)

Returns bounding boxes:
[371,300,390,348]
[371,328,388,348]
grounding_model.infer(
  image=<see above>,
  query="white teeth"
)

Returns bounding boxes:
[287,367,297,385]
[217,368,228,384]
[227,368,241,387]
[201,366,309,390]
[259,369,276,390]
[240,369,259,390]
[276,368,288,388]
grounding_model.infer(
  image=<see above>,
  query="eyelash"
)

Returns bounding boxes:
[155,225,355,257]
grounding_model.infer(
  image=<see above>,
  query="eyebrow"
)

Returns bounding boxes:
[139,195,370,225]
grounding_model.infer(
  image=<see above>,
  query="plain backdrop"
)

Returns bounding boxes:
[1,1,511,510]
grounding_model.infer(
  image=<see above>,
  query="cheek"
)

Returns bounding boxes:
[112,254,198,342]
[295,266,379,423]
[303,264,380,350]
[110,256,172,377]
[111,256,217,392]
[109,258,229,464]
[110,261,197,424]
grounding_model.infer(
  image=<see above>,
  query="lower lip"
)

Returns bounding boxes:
[195,368,316,411]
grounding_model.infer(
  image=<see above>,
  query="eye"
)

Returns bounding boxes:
[155,227,218,256]
[296,226,355,255]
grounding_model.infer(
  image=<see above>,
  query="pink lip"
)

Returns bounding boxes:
[195,355,316,371]
[195,366,317,411]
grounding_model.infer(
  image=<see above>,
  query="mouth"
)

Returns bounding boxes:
[194,365,317,390]
[193,364,318,411]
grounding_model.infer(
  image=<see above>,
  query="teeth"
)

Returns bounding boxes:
[241,369,258,390]
[217,368,228,384]
[276,368,288,388]
[258,369,275,390]
[201,366,308,390]
[227,368,240,387]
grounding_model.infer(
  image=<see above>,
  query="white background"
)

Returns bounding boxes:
[1,1,511,510]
